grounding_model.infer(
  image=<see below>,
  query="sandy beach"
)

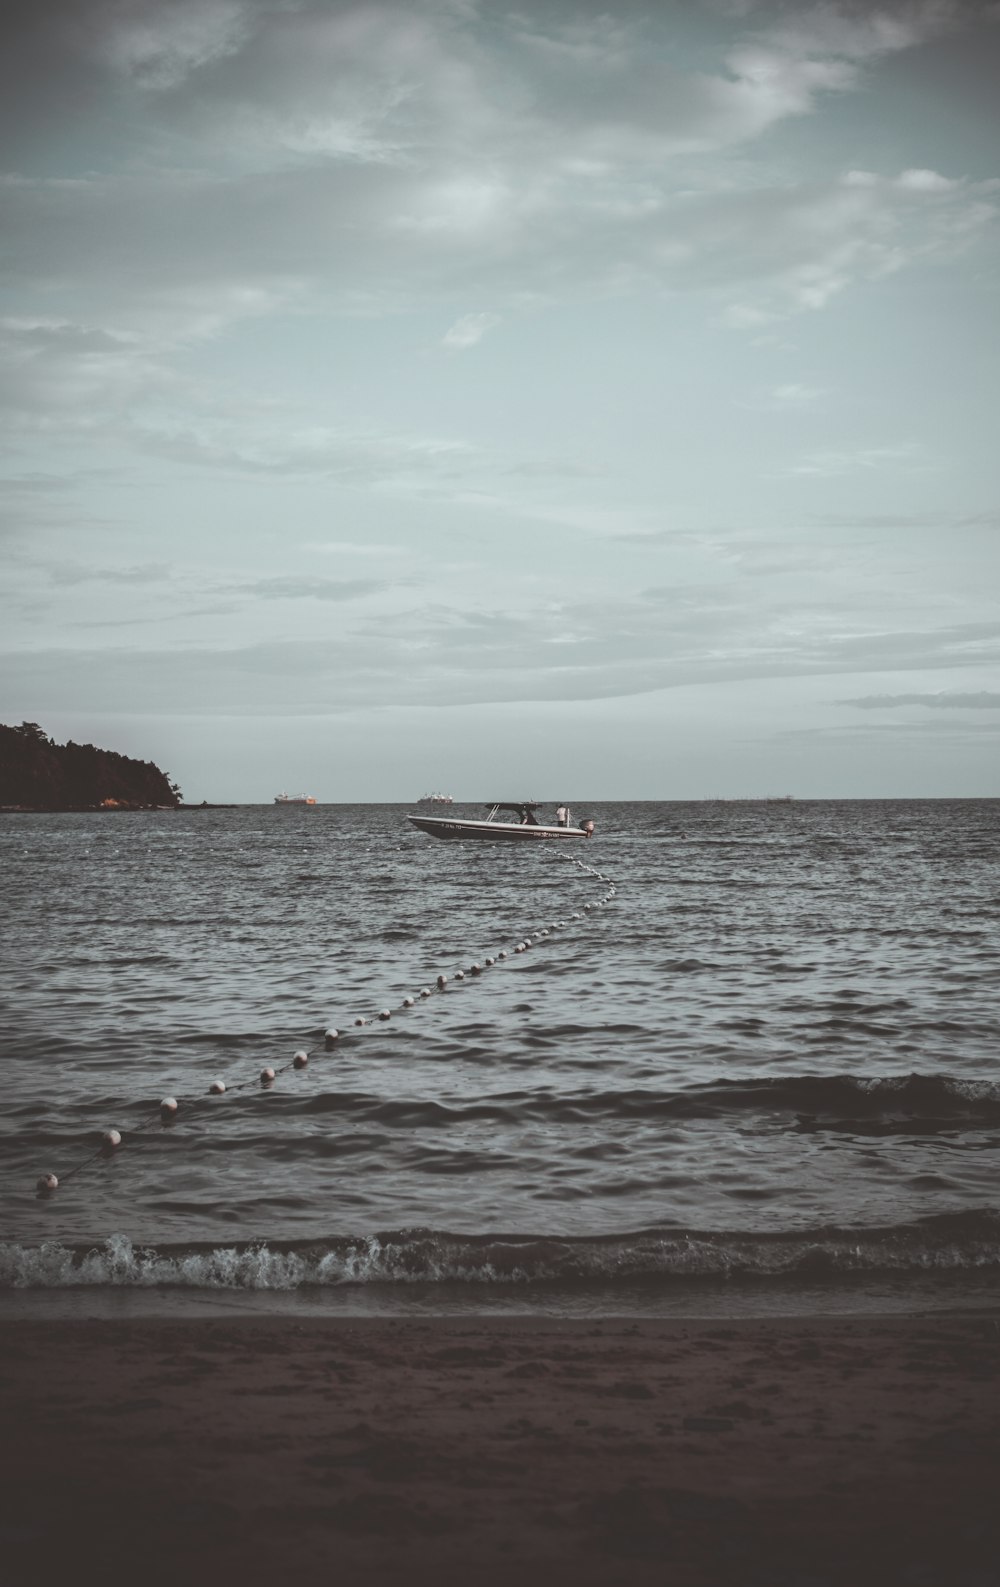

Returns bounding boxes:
[2,1311,999,1586]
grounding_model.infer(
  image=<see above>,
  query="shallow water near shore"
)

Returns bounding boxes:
[2,799,999,1315]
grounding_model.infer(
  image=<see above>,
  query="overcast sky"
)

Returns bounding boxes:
[2,0,998,801]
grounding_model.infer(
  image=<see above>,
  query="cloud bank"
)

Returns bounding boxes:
[841,691,1000,709]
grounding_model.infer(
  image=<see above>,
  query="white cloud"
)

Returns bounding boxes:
[99,0,253,90]
[897,168,959,192]
[74,0,963,178]
[1,3,994,354]
[741,381,826,409]
[4,158,993,352]
[6,598,998,714]
[235,575,387,602]
[840,691,1000,709]
[718,170,998,322]
[131,416,481,485]
[777,442,924,478]
[442,311,500,350]
[756,3,956,64]
[305,540,402,557]
[44,560,173,587]
[773,383,821,403]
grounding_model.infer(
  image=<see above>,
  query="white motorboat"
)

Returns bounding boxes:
[408,802,594,842]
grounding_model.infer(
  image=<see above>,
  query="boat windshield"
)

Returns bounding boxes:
[486,802,541,824]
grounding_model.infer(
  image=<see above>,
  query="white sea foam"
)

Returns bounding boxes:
[3,1219,1000,1290]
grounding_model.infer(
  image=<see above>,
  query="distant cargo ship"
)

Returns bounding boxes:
[274,793,317,805]
[417,792,453,804]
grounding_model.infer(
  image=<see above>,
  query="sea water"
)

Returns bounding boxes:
[1,800,998,1316]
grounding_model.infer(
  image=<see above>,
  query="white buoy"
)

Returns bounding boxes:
[102,1128,122,1149]
[455,970,465,981]
[403,996,415,1008]
[484,957,495,967]
[37,1172,58,1192]
[160,1097,178,1121]
[437,974,448,989]
[420,987,432,998]
[324,1029,339,1048]
[261,1066,276,1085]
[293,1049,309,1068]
[354,1017,368,1026]
[498,950,508,960]
[470,963,481,975]
[378,1009,391,1020]
[209,1080,226,1094]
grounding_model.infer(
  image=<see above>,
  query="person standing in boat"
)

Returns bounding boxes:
[555,805,571,827]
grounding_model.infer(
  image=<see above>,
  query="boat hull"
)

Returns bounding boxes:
[408,815,591,841]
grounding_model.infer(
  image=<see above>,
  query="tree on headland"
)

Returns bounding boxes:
[0,722,182,810]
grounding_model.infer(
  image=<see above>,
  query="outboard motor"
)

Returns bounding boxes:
[581,819,595,837]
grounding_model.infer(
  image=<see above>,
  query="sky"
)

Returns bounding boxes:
[1,0,998,802]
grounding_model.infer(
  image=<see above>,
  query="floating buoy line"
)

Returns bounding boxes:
[34,854,615,1197]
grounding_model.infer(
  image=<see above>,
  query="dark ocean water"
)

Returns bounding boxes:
[2,800,999,1315]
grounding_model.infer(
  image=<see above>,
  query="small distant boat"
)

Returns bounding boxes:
[408,802,595,842]
[417,792,454,805]
[274,793,317,806]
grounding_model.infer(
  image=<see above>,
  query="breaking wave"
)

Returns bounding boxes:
[4,1212,1000,1291]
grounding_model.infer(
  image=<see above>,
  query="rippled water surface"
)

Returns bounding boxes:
[1,800,999,1304]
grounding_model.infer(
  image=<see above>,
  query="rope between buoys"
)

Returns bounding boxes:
[33,850,615,1197]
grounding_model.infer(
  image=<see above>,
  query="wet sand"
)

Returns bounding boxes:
[2,1312,999,1586]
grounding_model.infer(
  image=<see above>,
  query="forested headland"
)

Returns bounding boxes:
[0,722,181,810]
